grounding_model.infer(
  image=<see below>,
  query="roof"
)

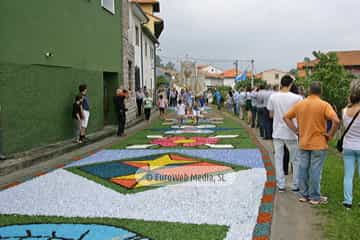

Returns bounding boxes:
[142,26,159,44]
[335,50,360,66]
[131,3,149,23]
[223,69,240,78]
[262,69,288,74]
[297,50,360,69]
[205,73,224,79]
[131,0,160,12]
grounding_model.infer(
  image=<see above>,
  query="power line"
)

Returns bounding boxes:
[159,55,252,63]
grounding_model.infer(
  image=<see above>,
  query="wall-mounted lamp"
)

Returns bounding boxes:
[45,52,53,58]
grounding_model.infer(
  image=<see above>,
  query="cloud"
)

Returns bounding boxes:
[158,0,360,72]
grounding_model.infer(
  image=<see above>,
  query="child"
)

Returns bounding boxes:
[143,92,153,121]
[175,99,186,126]
[192,102,201,125]
[72,95,83,143]
[157,95,168,119]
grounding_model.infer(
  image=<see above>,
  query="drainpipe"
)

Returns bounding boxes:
[140,30,144,88]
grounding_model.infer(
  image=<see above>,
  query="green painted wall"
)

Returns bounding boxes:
[0,0,123,72]
[0,63,105,154]
[0,0,124,154]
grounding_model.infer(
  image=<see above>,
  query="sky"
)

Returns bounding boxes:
[158,0,360,73]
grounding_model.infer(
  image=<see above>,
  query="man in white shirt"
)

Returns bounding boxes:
[267,75,303,192]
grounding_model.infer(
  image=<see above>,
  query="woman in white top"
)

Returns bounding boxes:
[342,81,360,209]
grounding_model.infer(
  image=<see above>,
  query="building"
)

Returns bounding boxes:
[197,65,223,75]
[222,69,239,88]
[256,69,289,86]
[0,0,127,154]
[297,50,360,79]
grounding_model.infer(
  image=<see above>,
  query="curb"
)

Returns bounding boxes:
[223,111,275,240]
[0,115,150,177]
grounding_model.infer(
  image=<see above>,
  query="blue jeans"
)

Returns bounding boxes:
[343,149,360,205]
[297,149,327,201]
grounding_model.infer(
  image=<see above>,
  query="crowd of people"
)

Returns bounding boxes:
[224,76,360,208]
[72,77,360,209]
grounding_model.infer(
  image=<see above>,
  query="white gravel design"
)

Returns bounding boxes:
[0,168,266,240]
[125,144,157,149]
[206,144,234,149]
[211,135,239,139]
[146,135,164,139]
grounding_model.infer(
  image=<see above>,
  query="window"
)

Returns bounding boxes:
[145,41,148,57]
[101,0,115,14]
[275,73,279,79]
[135,26,139,46]
[150,46,154,59]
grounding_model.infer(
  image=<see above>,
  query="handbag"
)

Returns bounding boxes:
[336,109,360,152]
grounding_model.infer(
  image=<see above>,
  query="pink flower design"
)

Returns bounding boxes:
[151,137,219,147]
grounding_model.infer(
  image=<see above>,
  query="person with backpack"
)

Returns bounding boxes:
[341,81,360,209]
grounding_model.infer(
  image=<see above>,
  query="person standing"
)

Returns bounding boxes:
[341,82,360,209]
[250,87,258,128]
[79,84,90,142]
[233,90,240,116]
[143,91,153,121]
[157,95,168,119]
[238,88,246,120]
[176,99,186,126]
[214,89,222,110]
[263,86,274,139]
[284,81,340,205]
[256,85,266,138]
[245,87,253,126]
[114,89,129,137]
[267,76,303,192]
[72,95,83,143]
[135,88,144,117]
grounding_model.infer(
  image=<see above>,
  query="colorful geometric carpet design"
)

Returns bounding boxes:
[0,223,148,240]
[75,153,233,190]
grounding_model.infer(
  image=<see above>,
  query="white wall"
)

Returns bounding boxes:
[262,70,288,86]
[223,78,235,88]
[129,7,143,87]
[142,33,155,93]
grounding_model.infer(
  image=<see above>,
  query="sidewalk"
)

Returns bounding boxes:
[224,111,325,240]
[0,113,159,188]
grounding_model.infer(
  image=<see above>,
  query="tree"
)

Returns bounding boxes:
[296,51,355,112]
[156,55,164,68]
[165,61,176,71]
[156,75,169,87]
[235,78,267,90]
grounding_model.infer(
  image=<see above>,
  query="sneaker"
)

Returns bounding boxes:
[343,203,352,209]
[278,188,286,193]
[309,196,328,205]
[299,197,308,203]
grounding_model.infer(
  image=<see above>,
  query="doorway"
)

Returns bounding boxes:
[103,72,119,125]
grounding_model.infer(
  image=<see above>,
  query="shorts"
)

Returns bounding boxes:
[81,110,90,128]
[245,100,252,111]
[159,108,165,114]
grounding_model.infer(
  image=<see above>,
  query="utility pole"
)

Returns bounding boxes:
[234,60,239,76]
[251,59,255,88]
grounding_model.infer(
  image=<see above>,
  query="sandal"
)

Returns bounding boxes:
[309,196,328,205]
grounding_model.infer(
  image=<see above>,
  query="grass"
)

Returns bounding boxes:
[0,214,228,240]
[66,152,249,194]
[318,141,360,240]
[108,111,256,149]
